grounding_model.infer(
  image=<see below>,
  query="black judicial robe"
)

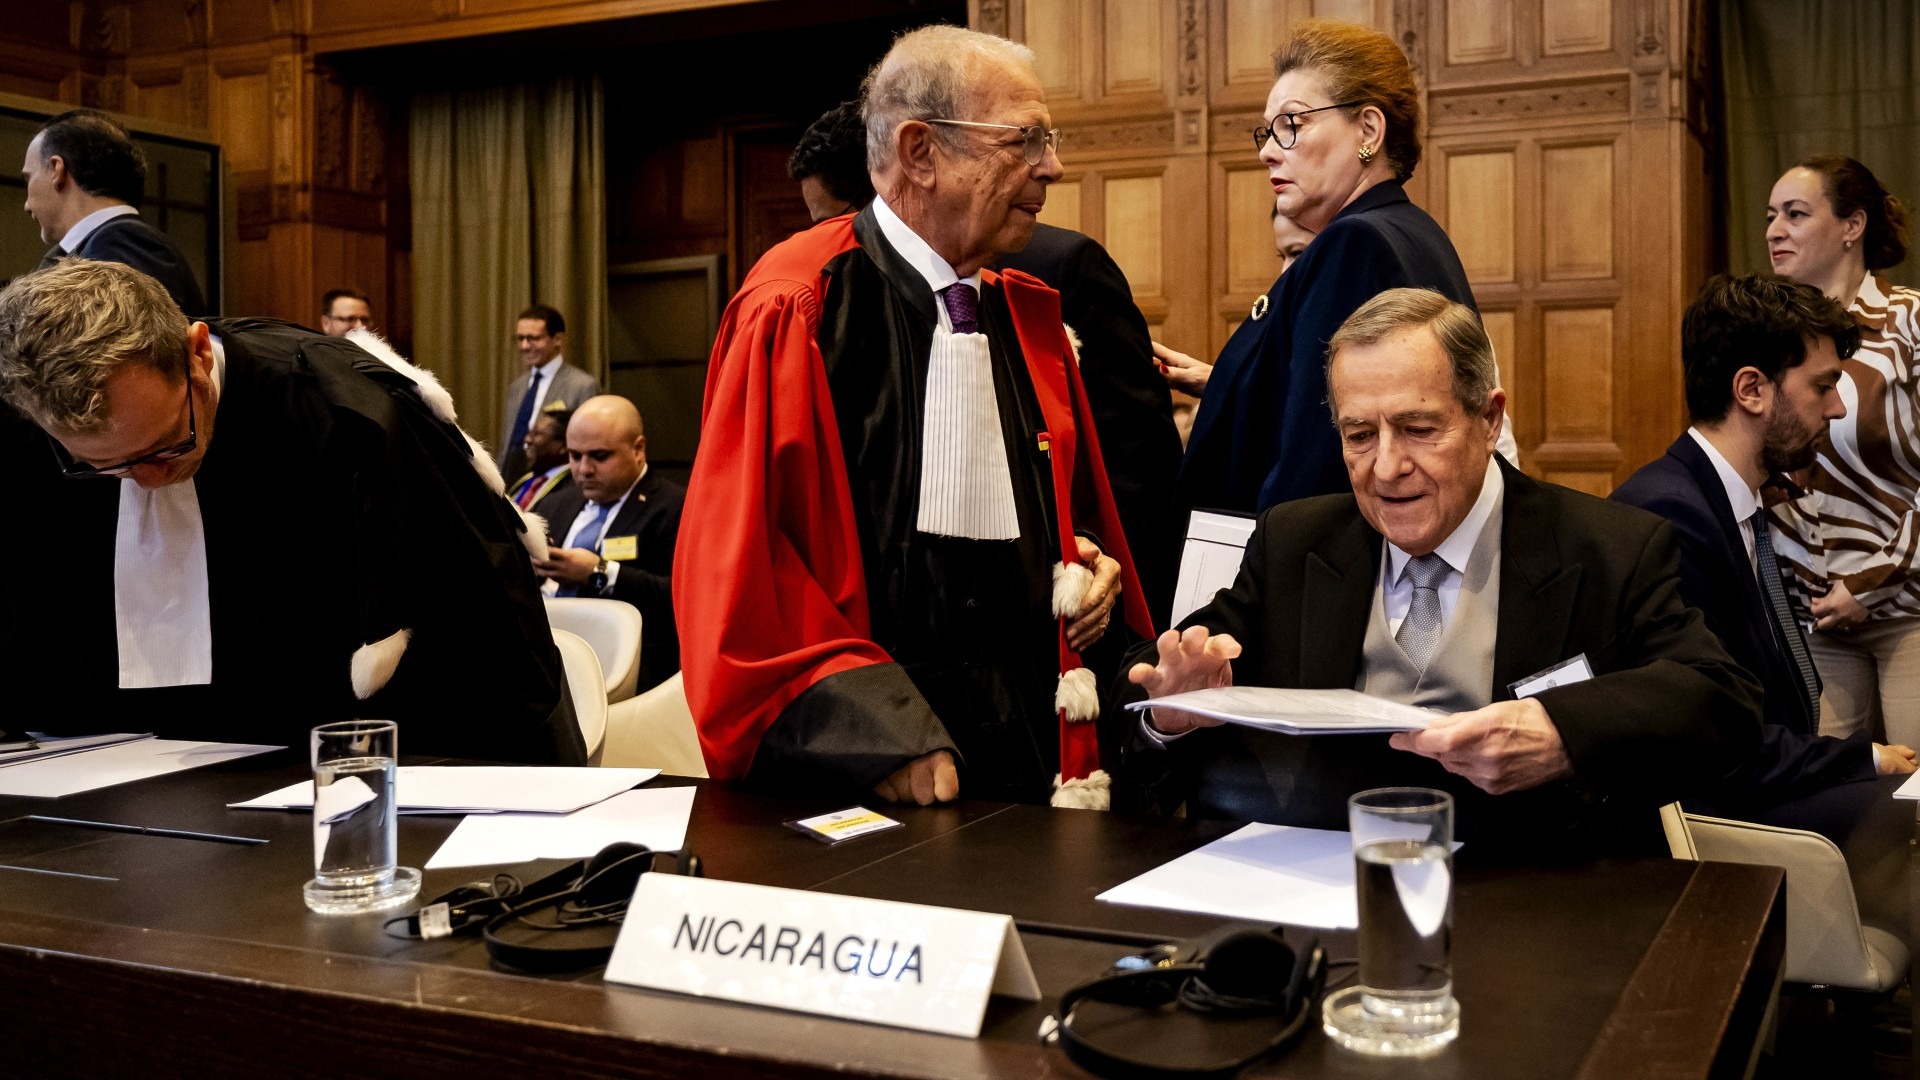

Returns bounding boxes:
[0,319,584,765]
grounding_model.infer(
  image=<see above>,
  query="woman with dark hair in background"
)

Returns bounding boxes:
[1156,19,1479,514]
[1767,155,1920,747]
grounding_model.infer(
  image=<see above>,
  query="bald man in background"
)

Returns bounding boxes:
[533,395,685,690]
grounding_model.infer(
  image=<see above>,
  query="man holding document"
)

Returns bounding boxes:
[1124,289,1760,854]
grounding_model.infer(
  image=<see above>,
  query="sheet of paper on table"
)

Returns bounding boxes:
[425,786,697,870]
[1123,686,1443,735]
[228,766,661,815]
[0,732,154,768]
[0,739,282,798]
[1097,822,1463,930]
[1893,769,1920,799]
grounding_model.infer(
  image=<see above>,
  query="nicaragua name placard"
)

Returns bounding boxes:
[605,875,1040,1038]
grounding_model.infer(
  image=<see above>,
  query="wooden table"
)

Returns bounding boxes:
[0,751,1782,1079]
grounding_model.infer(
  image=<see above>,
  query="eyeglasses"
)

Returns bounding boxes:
[515,333,551,345]
[49,377,198,479]
[926,119,1064,166]
[1252,101,1364,151]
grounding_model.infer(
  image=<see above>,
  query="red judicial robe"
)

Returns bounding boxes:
[675,208,1154,805]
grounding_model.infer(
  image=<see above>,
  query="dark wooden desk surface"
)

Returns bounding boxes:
[0,752,1783,1079]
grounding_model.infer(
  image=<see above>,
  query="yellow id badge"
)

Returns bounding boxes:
[601,535,638,561]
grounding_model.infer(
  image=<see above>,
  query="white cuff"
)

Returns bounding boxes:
[600,559,621,594]
[1138,710,1192,747]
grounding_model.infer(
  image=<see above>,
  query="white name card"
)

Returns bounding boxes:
[605,875,1040,1038]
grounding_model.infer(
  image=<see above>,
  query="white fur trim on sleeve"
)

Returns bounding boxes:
[1052,560,1092,618]
[347,329,459,426]
[1049,769,1111,810]
[350,628,412,700]
[1063,323,1082,366]
[1056,667,1099,722]
[465,432,506,495]
[519,509,550,560]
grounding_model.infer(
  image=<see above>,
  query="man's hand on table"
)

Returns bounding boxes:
[873,749,959,805]
[1388,698,1573,795]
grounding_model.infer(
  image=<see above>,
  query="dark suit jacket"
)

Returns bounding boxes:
[1180,180,1476,514]
[542,469,685,691]
[1124,459,1762,856]
[998,224,1183,624]
[46,212,209,316]
[1611,435,1875,806]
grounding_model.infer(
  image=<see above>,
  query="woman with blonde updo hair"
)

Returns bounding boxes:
[1159,19,1483,514]
[1766,155,1920,746]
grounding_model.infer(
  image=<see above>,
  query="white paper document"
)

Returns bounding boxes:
[425,786,697,869]
[1099,823,1364,928]
[1124,686,1442,735]
[0,739,281,798]
[1169,510,1258,625]
[0,732,153,768]
[228,766,660,814]
[1894,770,1920,800]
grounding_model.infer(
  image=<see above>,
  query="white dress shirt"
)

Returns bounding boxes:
[548,469,646,594]
[525,354,565,416]
[60,204,138,253]
[1686,427,1762,572]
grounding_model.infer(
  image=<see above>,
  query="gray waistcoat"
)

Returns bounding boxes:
[1358,489,1505,713]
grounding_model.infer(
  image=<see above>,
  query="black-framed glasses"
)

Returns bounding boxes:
[1252,101,1364,150]
[49,377,197,479]
[926,119,1064,166]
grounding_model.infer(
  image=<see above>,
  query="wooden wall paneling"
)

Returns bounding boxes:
[1158,153,1209,354]
[1539,138,1614,280]
[1025,0,1085,105]
[1102,0,1166,100]
[1223,161,1278,295]
[215,70,272,174]
[1444,145,1517,283]
[1447,0,1518,67]
[1103,167,1167,299]
[1542,0,1613,57]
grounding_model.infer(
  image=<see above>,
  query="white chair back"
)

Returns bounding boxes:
[551,628,608,761]
[1662,805,1906,992]
[604,672,707,777]
[544,597,643,703]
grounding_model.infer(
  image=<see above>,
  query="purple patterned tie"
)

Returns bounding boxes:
[940,283,979,334]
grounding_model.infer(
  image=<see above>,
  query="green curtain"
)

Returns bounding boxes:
[1721,0,1920,281]
[409,74,607,447]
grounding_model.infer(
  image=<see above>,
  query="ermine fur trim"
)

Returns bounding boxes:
[1052,560,1092,618]
[350,628,411,700]
[1050,769,1111,810]
[1064,324,1082,366]
[348,329,458,425]
[1056,667,1099,722]
[520,510,550,560]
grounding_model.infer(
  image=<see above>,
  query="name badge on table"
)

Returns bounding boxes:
[601,535,638,561]
[607,875,1041,1038]
[1508,654,1594,699]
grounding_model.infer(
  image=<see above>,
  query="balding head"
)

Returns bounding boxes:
[566,394,647,505]
[860,25,1061,276]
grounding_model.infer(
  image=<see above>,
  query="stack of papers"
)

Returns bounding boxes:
[1124,687,1441,735]
[426,787,697,869]
[0,737,281,798]
[0,732,152,767]
[229,766,660,814]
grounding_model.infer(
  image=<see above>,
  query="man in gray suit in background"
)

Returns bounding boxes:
[498,302,598,482]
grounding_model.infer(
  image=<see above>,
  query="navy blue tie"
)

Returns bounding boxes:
[508,370,542,457]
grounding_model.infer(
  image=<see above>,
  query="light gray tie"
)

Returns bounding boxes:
[1396,553,1450,671]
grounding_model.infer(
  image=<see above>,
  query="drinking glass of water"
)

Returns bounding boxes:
[1322,786,1459,1056]
[302,720,421,915]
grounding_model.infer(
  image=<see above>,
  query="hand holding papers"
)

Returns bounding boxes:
[1124,686,1440,736]
[1126,627,1243,736]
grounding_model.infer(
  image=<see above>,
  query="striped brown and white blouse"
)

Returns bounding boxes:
[1771,274,1920,621]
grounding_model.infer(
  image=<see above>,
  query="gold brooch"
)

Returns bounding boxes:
[1251,294,1270,321]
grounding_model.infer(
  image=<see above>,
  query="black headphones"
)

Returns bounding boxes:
[386,843,703,974]
[1047,924,1326,1080]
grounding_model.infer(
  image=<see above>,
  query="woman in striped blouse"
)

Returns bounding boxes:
[1767,156,1920,745]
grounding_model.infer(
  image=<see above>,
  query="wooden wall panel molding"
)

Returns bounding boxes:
[1427,76,1631,129]
[1102,1,1166,98]
[1103,171,1166,298]
[1068,115,1178,158]
[1539,140,1615,281]
[1446,0,1516,66]
[1040,178,1082,234]
[1025,0,1084,104]
[1177,0,1203,97]
[973,0,1012,38]
[1445,147,1516,283]
[1543,0,1612,56]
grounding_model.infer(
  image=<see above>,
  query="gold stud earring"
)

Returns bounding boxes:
[1357,144,1375,165]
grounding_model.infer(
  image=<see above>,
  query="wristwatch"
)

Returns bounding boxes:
[587,558,609,595]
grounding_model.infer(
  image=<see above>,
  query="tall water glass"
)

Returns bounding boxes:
[1322,787,1459,1056]
[302,720,421,915]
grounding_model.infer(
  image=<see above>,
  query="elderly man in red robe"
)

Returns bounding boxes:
[676,25,1154,809]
